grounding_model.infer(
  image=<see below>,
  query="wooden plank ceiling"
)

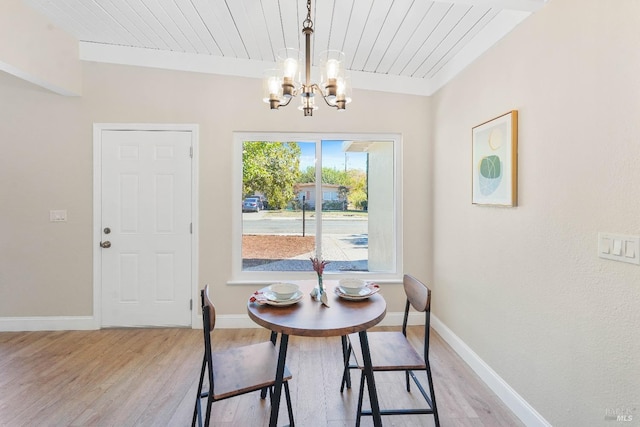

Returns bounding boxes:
[24,0,548,94]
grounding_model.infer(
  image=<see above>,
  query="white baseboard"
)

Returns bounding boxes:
[0,316,98,331]
[0,310,418,332]
[430,315,551,427]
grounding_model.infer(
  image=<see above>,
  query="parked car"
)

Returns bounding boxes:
[242,197,261,212]
[250,195,267,210]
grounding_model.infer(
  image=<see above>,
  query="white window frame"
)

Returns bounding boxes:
[230,131,403,285]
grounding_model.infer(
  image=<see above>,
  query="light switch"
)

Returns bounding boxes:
[599,232,640,265]
[612,239,623,256]
[625,241,636,258]
[49,210,67,222]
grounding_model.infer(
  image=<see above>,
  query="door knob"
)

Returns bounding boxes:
[100,241,111,248]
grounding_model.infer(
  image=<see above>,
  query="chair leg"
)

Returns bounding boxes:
[426,362,440,427]
[284,381,295,426]
[204,394,214,427]
[340,335,352,391]
[193,399,202,427]
[405,370,411,392]
[192,356,207,427]
[355,372,366,427]
[340,364,350,392]
[263,331,279,399]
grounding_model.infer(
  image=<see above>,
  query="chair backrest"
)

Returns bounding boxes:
[402,274,432,360]
[403,274,431,313]
[201,284,216,333]
[200,285,216,394]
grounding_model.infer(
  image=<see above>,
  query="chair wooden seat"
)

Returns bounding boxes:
[347,331,425,371]
[211,341,292,400]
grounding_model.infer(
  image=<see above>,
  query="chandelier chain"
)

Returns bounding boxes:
[303,0,313,31]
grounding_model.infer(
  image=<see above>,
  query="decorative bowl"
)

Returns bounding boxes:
[268,282,299,300]
[339,278,366,295]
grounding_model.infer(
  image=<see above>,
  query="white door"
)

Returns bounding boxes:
[99,129,193,327]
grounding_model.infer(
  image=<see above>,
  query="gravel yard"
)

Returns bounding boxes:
[242,234,315,259]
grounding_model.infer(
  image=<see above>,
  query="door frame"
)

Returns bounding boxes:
[93,123,199,329]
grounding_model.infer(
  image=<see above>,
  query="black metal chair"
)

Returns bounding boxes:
[340,274,440,426]
[192,285,295,427]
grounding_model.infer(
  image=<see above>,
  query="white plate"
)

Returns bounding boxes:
[338,278,366,294]
[335,285,380,300]
[267,282,300,299]
[338,286,373,297]
[263,290,304,306]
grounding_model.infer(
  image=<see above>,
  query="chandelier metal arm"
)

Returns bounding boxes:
[310,84,340,109]
[279,96,293,108]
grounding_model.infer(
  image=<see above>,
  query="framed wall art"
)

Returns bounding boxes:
[472,110,518,206]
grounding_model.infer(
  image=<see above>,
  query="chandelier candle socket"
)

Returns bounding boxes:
[262,0,352,116]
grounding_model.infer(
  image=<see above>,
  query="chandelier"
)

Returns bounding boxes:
[263,0,351,116]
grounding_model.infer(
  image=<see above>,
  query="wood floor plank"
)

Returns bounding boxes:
[0,327,523,426]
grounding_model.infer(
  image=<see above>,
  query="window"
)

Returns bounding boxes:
[232,132,402,283]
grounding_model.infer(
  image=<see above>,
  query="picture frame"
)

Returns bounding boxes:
[472,110,518,206]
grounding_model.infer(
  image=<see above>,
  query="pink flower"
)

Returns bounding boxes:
[310,257,329,276]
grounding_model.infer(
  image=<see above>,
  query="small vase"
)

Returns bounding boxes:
[315,275,324,300]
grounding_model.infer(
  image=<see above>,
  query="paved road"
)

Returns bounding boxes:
[242,212,367,235]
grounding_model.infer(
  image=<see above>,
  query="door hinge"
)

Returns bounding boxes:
[190,223,193,234]
[190,299,193,311]
[190,146,193,158]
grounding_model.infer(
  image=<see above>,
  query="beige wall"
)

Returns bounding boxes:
[0,62,431,318]
[0,0,81,96]
[431,0,640,425]
[0,74,90,316]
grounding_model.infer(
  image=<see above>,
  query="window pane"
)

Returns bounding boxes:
[242,141,315,271]
[319,140,394,273]
[318,140,365,272]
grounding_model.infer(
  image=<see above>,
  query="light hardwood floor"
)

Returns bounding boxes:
[0,326,523,426]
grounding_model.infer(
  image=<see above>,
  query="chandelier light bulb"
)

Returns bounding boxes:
[326,59,340,80]
[263,69,285,109]
[268,76,280,96]
[283,57,298,79]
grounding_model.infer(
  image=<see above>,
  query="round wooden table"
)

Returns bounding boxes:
[247,280,387,427]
